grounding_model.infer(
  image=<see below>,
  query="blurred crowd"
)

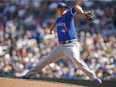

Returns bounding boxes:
[0,0,116,80]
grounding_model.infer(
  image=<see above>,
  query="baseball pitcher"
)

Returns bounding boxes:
[21,2,102,85]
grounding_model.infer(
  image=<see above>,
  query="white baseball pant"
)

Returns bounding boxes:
[25,41,97,80]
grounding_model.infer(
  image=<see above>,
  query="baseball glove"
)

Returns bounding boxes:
[85,9,96,21]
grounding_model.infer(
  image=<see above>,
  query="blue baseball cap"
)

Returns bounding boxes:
[57,2,68,9]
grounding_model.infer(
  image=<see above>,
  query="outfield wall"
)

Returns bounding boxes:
[37,77,116,87]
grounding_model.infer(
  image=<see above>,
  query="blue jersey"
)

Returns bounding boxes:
[56,6,76,43]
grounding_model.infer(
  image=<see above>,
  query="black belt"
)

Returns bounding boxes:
[60,40,76,44]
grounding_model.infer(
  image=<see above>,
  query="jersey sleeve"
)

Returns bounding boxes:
[69,6,76,16]
[64,6,76,19]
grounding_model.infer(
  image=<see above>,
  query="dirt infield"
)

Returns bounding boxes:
[0,77,86,87]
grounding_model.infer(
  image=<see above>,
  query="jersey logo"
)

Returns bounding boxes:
[57,23,68,34]
[61,27,67,34]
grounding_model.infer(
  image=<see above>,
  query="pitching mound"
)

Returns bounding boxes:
[0,77,86,87]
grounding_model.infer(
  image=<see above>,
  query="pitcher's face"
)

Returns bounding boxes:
[57,7,67,17]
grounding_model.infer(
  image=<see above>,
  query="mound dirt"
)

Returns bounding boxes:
[0,77,86,87]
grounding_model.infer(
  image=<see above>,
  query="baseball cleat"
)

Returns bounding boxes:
[20,75,30,79]
[93,78,102,85]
